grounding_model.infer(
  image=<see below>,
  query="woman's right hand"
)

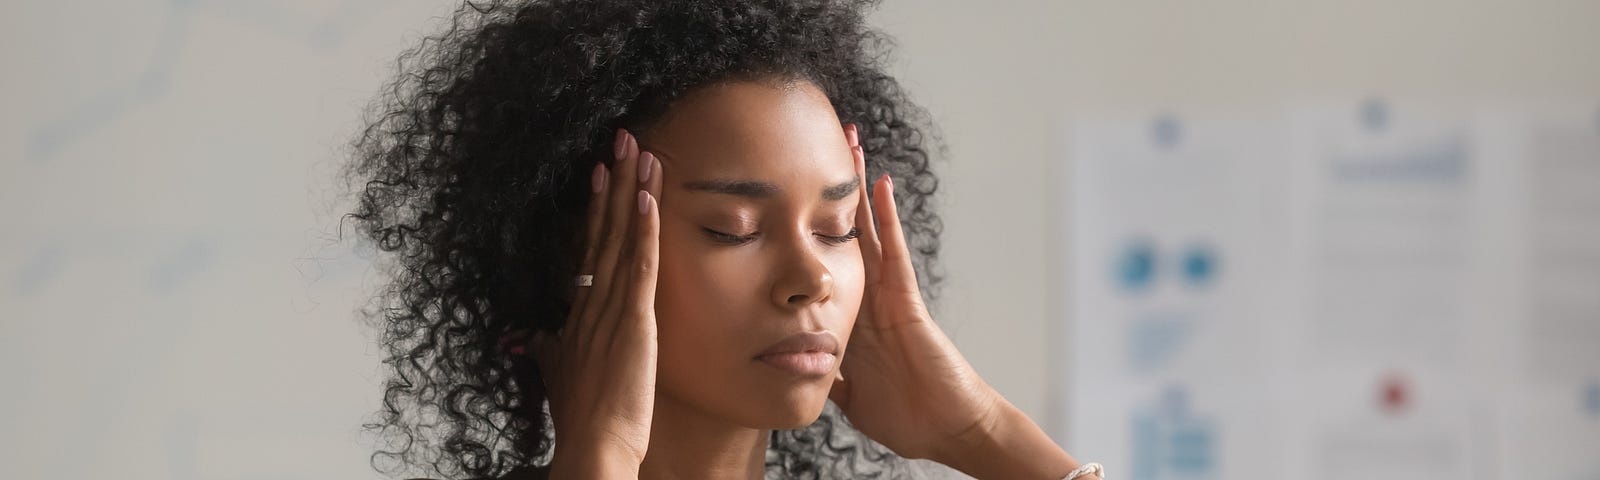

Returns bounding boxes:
[529,128,664,478]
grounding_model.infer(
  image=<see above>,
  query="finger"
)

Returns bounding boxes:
[597,150,654,341]
[571,154,611,317]
[622,150,663,339]
[585,129,639,344]
[852,145,884,287]
[530,330,566,417]
[844,123,859,148]
[872,174,919,291]
[529,330,560,387]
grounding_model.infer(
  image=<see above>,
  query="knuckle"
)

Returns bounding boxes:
[603,228,627,248]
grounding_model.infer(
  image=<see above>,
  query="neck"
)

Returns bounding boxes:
[638,393,770,480]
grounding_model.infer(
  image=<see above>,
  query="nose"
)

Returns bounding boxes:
[770,242,835,309]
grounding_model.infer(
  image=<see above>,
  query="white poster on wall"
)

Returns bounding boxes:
[1063,111,1286,480]
[1060,99,1600,480]
[1277,99,1483,480]
[1475,103,1600,480]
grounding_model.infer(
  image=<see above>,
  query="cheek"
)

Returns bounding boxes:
[828,248,866,335]
[657,256,759,320]
[656,227,757,307]
[653,227,762,352]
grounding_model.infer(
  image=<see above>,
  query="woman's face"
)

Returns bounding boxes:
[638,79,864,429]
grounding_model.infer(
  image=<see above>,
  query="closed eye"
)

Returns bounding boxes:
[702,227,860,246]
[703,228,757,245]
[821,227,861,245]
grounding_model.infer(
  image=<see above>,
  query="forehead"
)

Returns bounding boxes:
[640,80,850,184]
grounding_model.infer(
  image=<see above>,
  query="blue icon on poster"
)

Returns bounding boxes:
[1116,240,1158,294]
[1131,385,1217,480]
[1180,244,1219,289]
[1128,312,1195,371]
[1114,239,1224,294]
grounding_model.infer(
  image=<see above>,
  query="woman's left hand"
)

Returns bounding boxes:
[829,124,1008,462]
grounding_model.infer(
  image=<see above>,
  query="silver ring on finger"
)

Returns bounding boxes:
[574,274,594,287]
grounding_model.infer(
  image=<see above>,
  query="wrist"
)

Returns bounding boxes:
[933,400,1083,480]
[549,441,641,479]
[931,392,1011,467]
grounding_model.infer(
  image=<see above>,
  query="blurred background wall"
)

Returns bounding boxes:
[4,0,1597,478]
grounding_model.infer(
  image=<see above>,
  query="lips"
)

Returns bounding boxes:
[754,331,841,376]
[754,331,840,358]
[756,351,837,376]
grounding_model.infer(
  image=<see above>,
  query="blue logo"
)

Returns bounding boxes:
[1116,239,1158,294]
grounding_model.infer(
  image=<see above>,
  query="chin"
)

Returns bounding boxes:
[746,383,832,429]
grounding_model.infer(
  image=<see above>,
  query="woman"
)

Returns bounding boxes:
[343,0,1102,478]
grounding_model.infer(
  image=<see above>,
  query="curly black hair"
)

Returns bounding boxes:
[341,0,946,478]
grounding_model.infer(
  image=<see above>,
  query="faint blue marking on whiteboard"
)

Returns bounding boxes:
[147,237,214,293]
[14,244,68,297]
[1128,311,1195,371]
[24,10,185,162]
[1151,114,1182,150]
[26,0,389,162]
[1180,243,1219,290]
[1116,238,1158,294]
[1131,385,1218,480]
[1361,97,1389,133]
[1584,381,1600,417]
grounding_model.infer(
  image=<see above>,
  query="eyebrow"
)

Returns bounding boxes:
[682,175,861,201]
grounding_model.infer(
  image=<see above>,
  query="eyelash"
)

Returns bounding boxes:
[704,227,861,246]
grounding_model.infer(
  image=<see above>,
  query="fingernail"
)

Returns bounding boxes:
[614,129,628,159]
[639,152,653,183]
[591,162,607,193]
[638,190,650,214]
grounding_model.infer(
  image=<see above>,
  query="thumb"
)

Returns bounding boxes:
[529,330,561,390]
